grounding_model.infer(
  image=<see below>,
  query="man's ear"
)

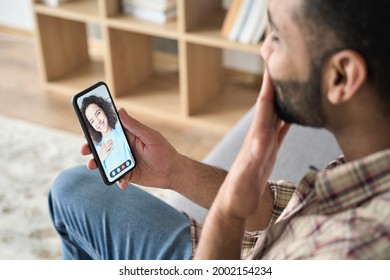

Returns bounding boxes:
[325,50,367,105]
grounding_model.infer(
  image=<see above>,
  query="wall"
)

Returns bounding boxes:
[0,0,34,30]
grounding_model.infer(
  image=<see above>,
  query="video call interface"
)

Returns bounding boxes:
[76,84,135,183]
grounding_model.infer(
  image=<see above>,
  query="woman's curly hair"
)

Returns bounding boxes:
[81,95,118,144]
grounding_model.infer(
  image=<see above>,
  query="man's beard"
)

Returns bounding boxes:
[272,61,327,127]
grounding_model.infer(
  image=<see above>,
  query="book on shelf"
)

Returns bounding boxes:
[227,0,254,41]
[238,0,267,44]
[221,0,243,38]
[121,0,177,24]
[39,0,73,7]
[222,0,268,45]
[250,1,268,44]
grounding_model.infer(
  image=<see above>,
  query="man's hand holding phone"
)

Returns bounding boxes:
[76,82,227,209]
[81,108,185,190]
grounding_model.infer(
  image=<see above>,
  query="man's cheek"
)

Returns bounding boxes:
[267,54,302,82]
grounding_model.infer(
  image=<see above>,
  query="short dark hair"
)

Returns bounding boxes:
[81,95,117,144]
[299,0,390,115]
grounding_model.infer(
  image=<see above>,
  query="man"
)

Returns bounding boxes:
[50,0,390,259]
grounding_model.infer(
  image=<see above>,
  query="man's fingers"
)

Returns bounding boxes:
[86,158,97,170]
[117,177,129,189]
[258,70,274,102]
[80,142,97,170]
[80,143,92,155]
[118,108,146,138]
[118,107,161,147]
[277,122,291,148]
[252,70,278,130]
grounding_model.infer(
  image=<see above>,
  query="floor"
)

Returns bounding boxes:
[0,32,225,162]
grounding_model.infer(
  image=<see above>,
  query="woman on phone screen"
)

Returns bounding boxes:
[81,95,132,176]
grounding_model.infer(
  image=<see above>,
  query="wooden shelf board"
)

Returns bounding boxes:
[107,16,178,39]
[116,71,181,119]
[186,32,261,54]
[189,84,259,133]
[34,0,100,23]
[44,60,105,96]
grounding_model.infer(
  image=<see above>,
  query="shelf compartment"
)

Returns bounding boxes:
[183,0,221,32]
[44,60,105,96]
[182,0,260,54]
[116,72,181,120]
[185,6,260,54]
[190,84,258,133]
[183,42,260,115]
[33,0,100,23]
[106,27,181,118]
[34,13,105,95]
[106,27,154,97]
[183,41,260,131]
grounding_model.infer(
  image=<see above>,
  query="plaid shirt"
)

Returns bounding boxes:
[189,149,390,259]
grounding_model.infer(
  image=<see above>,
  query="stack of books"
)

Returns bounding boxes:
[121,0,177,24]
[221,0,268,44]
[40,0,73,7]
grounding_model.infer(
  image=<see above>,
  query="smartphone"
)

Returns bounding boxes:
[72,81,136,185]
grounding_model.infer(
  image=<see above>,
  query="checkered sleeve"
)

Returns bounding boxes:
[268,180,296,224]
[188,181,296,259]
[188,218,262,259]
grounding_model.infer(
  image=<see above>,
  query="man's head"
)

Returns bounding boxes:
[261,0,390,128]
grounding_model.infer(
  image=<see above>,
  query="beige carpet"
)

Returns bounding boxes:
[0,115,172,259]
[0,115,86,259]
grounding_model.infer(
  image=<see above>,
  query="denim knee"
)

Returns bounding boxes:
[51,166,86,203]
[49,165,98,222]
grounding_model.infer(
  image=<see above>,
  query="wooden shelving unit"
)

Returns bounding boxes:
[32,0,262,132]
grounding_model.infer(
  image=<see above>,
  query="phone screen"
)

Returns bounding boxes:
[72,82,136,185]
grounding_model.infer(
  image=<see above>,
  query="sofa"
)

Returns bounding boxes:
[168,106,342,223]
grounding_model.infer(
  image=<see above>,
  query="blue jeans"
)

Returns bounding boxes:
[49,166,193,260]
